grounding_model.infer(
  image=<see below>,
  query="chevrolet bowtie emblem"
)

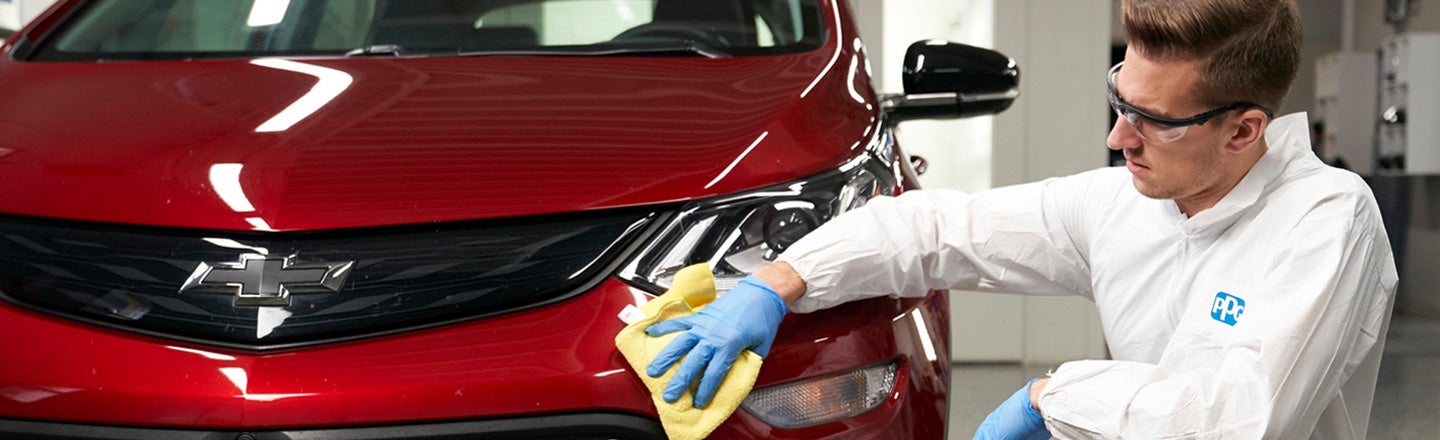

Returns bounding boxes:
[180,254,354,307]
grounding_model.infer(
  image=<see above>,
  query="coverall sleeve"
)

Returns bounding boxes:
[1039,202,1397,439]
[778,170,1110,314]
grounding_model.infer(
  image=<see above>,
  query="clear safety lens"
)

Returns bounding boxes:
[740,362,898,429]
[1112,101,1189,144]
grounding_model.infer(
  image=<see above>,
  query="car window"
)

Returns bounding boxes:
[476,1,655,46]
[31,0,823,61]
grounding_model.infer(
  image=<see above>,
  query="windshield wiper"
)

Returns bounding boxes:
[455,41,731,59]
[345,44,406,57]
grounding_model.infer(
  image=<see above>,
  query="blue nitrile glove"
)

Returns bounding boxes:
[644,274,788,409]
[974,379,1052,440]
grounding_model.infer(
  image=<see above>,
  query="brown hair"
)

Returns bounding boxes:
[1122,0,1302,111]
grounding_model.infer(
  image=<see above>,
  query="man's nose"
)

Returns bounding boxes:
[1107,117,1140,151]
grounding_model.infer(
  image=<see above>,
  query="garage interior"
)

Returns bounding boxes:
[1,0,1437,438]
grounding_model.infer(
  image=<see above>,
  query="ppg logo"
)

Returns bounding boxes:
[1210,292,1245,326]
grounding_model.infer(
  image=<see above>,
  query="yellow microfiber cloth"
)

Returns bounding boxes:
[614,264,763,440]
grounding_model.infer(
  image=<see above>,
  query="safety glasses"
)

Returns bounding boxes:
[1107,62,1273,144]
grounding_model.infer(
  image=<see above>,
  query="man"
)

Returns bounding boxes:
[642,0,1398,438]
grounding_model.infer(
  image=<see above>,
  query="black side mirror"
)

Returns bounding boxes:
[882,40,1020,123]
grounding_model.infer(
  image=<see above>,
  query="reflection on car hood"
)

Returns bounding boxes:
[0,52,874,231]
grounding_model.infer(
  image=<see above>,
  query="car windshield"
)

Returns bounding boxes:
[30,0,824,61]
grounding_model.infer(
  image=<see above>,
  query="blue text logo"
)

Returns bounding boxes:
[1210,292,1245,326]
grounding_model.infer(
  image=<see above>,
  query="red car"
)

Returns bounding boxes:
[0,0,1017,438]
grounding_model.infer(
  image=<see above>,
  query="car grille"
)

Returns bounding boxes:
[0,413,667,439]
[0,209,661,350]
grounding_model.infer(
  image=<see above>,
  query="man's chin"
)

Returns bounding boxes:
[1131,176,1170,200]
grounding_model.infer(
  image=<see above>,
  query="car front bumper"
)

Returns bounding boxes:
[0,279,949,438]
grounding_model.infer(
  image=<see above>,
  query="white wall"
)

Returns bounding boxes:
[22,0,56,24]
[886,0,1019,362]
[1,0,59,32]
[0,1,21,32]
[991,0,1111,364]
[852,0,1016,362]
[853,0,1111,364]
[859,0,994,195]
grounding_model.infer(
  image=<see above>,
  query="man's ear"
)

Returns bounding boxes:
[1225,109,1269,154]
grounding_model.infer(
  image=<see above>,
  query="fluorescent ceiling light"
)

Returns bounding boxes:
[250,58,354,133]
[208,163,256,213]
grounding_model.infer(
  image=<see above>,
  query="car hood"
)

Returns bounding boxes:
[0,51,875,231]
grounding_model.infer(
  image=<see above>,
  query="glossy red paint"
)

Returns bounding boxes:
[0,2,877,232]
[0,0,952,437]
[0,278,948,435]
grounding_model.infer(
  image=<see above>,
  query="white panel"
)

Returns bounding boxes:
[1314,52,1378,175]
[991,0,1030,189]
[1024,297,1107,364]
[1017,0,1108,181]
[0,3,19,32]
[875,0,1002,360]
[882,0,994,195]
[1378,33,1440,174]
[17,0,57,26]
[951,292,1024,361]
[993,0,1111,365]
[861,0,1003,362]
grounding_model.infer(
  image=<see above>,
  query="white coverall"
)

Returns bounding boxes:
[778,113,1397,439]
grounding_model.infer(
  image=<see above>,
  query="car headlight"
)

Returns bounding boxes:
[617,141,899,294]
[740,362,899,428]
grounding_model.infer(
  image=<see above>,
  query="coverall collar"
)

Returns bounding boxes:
[1172,112,1310,234]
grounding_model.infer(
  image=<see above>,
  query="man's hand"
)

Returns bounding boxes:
[974,378,1052,440]
[644,274,788,408]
